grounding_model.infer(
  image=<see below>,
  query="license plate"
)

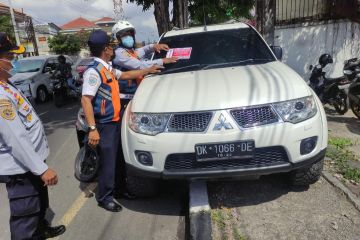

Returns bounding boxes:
[195,141,255,162]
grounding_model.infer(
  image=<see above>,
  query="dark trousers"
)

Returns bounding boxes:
[4,172,49,240]
[96,122,121,204]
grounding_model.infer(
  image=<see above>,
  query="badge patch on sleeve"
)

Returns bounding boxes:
[1,107,15,121]
[88,74,99,86]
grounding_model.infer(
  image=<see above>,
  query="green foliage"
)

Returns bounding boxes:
[0,15,15,41]
[48,34,81,55]
[75,31,91,48]
[126,0,154,11]
[327,136,360,183]
[328,136,353,149]
[189,0,255,25]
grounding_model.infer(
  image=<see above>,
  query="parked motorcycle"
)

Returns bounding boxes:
[309,54,350,115]
[51,75,82,108]
[343,58,360,119]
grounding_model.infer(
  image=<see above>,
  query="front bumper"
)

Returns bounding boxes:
[126,148,326,179]
[122,97,328,180]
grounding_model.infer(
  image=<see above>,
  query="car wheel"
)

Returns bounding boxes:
[36,86,49,103]
[289,158,324,186]
[126,172,160,198]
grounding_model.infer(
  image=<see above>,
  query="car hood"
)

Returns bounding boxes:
[10,72,38,83]
[131,61,311,113]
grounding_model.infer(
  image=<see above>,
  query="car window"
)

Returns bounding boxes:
[16,59,44,73]
[44,58,59,71]
[154,27,275,74]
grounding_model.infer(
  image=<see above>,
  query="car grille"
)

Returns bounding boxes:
[164,146,288,171]
[167,112,213,132]
[230,106,279,128]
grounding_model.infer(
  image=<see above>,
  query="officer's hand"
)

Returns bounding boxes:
[88,129,100,147]
[162,57,178,64]
[147,65,164,74]
[41,168,58,186]
[153,44,170,53]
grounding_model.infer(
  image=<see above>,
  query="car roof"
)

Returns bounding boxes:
[163,22,251,38]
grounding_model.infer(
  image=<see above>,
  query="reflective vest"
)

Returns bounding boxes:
[91,62,121,123]
[125,49,144,85]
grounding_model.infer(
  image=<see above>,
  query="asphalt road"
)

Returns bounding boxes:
[0,101,187,240]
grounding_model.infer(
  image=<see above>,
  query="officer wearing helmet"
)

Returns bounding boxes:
[82,30,161,212]
[112,20,177,80]
[0,32,66,239]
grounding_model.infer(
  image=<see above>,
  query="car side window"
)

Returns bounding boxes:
[44,59,57,72]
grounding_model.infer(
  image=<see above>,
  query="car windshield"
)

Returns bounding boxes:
[154,27,276,75]
[16,59,44,73]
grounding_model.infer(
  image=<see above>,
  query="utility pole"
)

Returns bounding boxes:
[113,0,124,21]
[8,0,20,45]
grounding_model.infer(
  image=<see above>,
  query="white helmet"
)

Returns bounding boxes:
[112,20,135,40]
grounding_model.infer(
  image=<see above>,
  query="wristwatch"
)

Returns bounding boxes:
[89,125,97,131]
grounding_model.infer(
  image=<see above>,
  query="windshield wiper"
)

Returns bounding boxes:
[158,64,203,75]
[202,59,274,70]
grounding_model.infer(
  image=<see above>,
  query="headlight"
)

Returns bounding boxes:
[273,96,317,124]
[129,112,171,135]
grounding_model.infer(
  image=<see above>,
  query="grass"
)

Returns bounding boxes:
[326,136,360,183]
[211,208,247,240]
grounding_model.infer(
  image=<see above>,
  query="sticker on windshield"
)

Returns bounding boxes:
[166,47,192,60]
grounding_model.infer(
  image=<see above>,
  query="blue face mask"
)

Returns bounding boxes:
[0,58,18,76]
[121,35,134,48]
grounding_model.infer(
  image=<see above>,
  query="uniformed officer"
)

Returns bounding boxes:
[0,32,65,239]
[81,30,161,212]
[112,20,177,76]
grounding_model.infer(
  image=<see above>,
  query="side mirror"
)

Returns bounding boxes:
[270,46,283,60]
[44,67,52,73]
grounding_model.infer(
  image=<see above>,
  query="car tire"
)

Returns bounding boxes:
[126,172,160,198]
[36,86,49,103]
[289,158,324,186]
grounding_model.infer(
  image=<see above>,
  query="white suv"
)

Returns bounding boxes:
[121,23,328,197]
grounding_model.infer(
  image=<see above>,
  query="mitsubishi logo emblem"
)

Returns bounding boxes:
[213,113,233,131]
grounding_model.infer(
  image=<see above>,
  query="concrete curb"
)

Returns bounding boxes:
[189,181,212,240]
[322,170,360,212]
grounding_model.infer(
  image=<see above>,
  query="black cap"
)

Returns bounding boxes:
[88,30,111,47]
[0,32,25,54]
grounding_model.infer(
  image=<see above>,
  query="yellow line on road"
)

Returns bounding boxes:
[54,182,97,240]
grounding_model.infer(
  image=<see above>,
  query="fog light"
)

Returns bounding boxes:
[135,151,153,166]
[300,136,318,155]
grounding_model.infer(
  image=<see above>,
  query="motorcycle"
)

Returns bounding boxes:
[51,75,82,108]
[343,58,360,119]
[309,54,350,115]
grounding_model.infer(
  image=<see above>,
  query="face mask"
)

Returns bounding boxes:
[0,58,17,76]
[121,35,134,48]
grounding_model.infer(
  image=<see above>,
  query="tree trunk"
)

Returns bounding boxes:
[153,0,171,36]
[256,0,275,45]
[173,0,189,29]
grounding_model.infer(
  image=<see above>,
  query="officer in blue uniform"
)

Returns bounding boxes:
[81,30,161,212]
[0,32,65,239]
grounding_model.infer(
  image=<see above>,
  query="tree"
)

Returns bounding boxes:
[48,34,81,55]
[127,0,254,35]
[188,0,255,26]
[0,15,15,41]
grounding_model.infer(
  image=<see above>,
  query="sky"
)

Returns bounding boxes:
[0,0,159,42]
